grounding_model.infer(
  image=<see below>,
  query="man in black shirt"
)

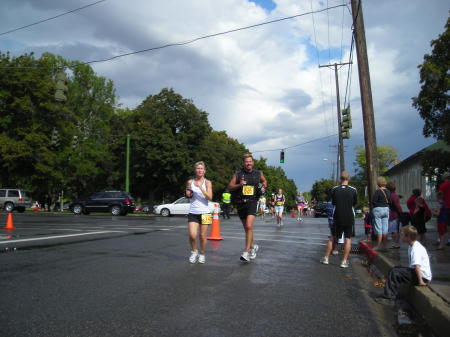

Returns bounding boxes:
[320,171,357,268]
[228,154,267,262]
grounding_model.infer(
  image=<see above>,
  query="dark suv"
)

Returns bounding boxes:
[69,191,135,216]
[313,201,330,218]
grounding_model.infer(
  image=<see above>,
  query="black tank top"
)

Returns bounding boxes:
[235,168,261,200]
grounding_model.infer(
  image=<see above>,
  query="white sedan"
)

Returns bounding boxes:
[153,197,221,217]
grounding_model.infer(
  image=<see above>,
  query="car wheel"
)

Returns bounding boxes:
[160,208,170,217]
[4,202,14,212]
[72,204,83,215]
[17,207,25,213]
[111,205,121,216]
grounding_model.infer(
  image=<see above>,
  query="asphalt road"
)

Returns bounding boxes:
[0,213,397,337]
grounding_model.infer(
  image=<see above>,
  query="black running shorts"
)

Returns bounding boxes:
[236,199,258,220]
[187,213,211,225]
[332,225,354,239]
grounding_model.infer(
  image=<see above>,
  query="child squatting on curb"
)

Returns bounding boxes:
[376,225,432,305]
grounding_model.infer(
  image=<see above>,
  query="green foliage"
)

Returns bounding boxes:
[0,52,297,206]
[310,179,335,202]
[354,145,399,179]
[412,17,450,144]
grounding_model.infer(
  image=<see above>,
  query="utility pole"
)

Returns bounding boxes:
[320,62,352,174]
[351,0,379,204]
[125,134,130,193]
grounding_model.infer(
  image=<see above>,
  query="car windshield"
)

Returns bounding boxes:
[174,197,189,204]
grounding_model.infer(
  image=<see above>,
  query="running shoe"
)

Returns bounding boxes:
[249,244,259,259]
[320,256,329,265]
[331,250,339,255]
[189,251,198,264]
[340,260,349,268]
[198,254,205,264]
[240,251,250,262]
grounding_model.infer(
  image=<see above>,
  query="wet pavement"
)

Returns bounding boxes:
[0,213,398,337]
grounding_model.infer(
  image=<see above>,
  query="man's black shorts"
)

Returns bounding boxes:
[332,225,355,239]
[236,199,258,220]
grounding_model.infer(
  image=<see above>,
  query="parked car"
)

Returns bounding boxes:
[69,191,135,216]
[0,188,32,212]
[153,197,220,217]
[313,201,329,218]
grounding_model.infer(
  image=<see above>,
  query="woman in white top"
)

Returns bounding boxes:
[185,161,213,264]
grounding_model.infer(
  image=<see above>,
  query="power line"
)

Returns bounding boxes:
[1,3,348,70]
[67,3,348,66]
[251,134,338,153]
[0,0,107,37]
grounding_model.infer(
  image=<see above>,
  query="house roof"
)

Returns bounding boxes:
[384,141,450,176]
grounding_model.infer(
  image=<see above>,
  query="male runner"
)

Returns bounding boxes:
[320,171,357,268]
[228,154,267,262]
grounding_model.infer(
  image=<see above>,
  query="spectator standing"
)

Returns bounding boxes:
[411,196,432,242]
[221,189,231,219]
[320,171,357,268]
[407,189,421,216]
[372,177,391,250]
[434,192,448,250]
[363,206,373,242]
[387,181,402,249]
[438,173,450,246]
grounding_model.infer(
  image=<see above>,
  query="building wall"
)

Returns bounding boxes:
[387,157,437,209]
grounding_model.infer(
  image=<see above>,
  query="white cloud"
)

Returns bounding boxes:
[1,0,447,191]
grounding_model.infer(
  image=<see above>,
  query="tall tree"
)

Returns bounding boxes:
[310,179,335,202]
[354,145,399,179]
[412,16,450,144]
[117,88,212,204]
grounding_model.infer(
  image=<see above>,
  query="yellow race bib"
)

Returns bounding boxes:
[276,201,283,206]
[242,185,254,196]
[201,214,212,225]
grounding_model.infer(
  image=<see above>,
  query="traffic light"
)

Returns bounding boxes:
[280,150,285,163]
[341,107,352,139]
[55,70,68,102]
[51,128,60,147]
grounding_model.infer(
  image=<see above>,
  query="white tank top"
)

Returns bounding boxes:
[189,179,210,214]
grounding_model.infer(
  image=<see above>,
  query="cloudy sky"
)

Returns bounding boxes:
[1,0,448,191]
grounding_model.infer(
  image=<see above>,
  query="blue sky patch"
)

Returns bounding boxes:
[249,0,276,11]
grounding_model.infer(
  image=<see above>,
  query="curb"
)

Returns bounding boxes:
[359,241,450,337]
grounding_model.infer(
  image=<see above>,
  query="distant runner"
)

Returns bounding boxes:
[228,154,267,262]
[296,192,306,221]
[185,161,213,264]
[259,195,266,219]
[274,189,286,227]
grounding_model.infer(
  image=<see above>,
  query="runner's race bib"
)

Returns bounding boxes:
[276,201,283,206]
[201,214,212,225]
[242,185,254,196]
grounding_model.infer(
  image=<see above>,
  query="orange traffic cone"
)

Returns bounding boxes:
[208,204,223,241]
[4,212,16,230]
[291,209,296,218]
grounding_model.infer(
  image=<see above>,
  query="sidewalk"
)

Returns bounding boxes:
[359,225,450,337]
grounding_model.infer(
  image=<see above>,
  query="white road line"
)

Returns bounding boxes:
[222,236,327,246]
[0,231,125,244]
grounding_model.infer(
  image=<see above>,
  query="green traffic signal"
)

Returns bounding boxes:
[280,150,285,163]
